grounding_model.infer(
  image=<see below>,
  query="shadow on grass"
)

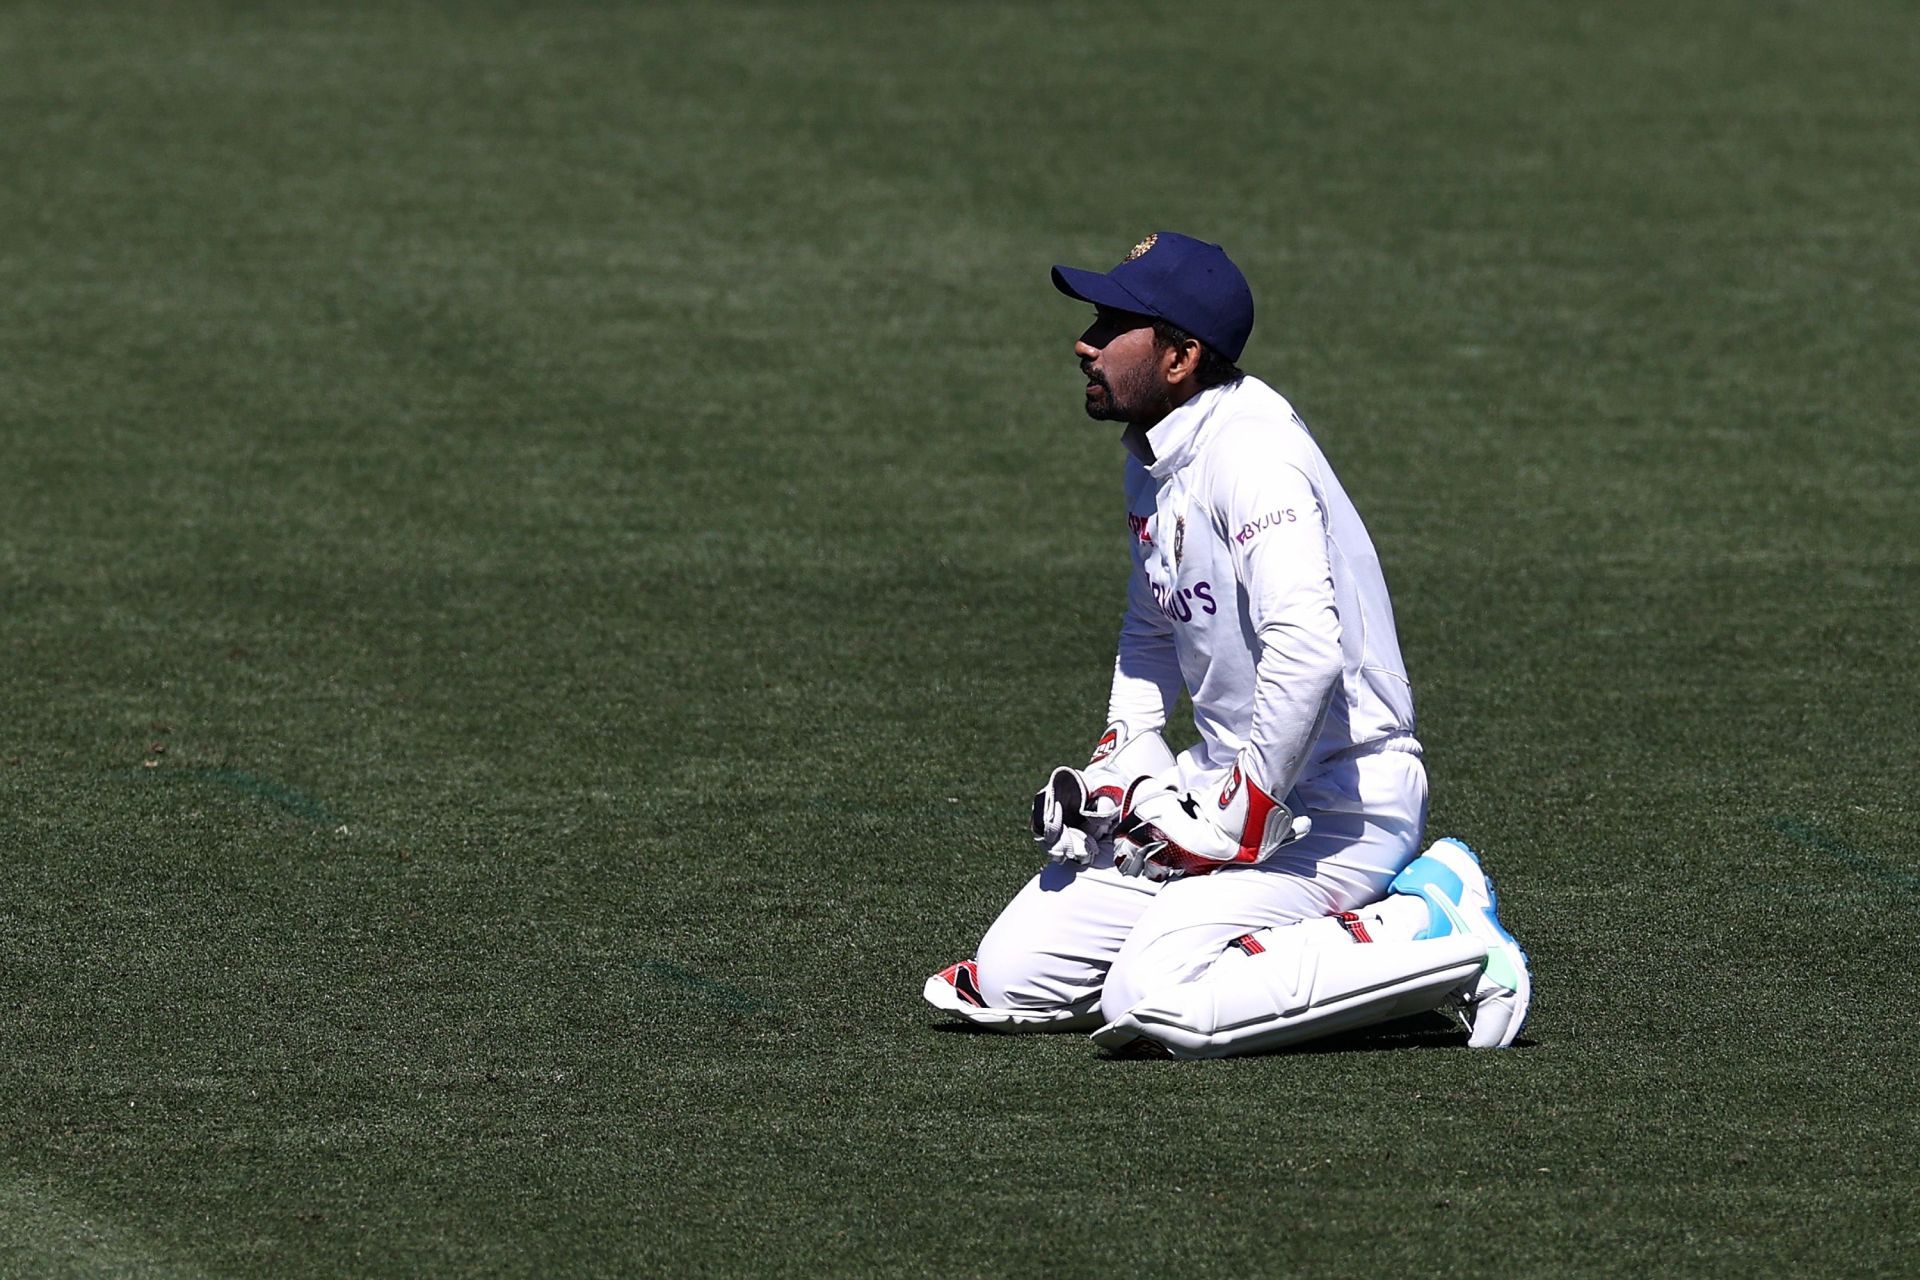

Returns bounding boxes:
[1263,1016,1543,1056]
[926,1020,1089,1038]
[1084,1011,1477,1061]
[929,1010,1542,1055]
[1279,1010,1471,1054]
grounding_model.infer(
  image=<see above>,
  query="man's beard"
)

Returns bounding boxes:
[1082,364,1167,424]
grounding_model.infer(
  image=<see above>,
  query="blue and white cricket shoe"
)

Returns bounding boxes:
[1390,838,1532,1048]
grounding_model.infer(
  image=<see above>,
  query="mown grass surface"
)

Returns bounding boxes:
[3,2,1916,1275]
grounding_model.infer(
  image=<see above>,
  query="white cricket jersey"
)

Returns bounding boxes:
[1107,375,1417,799]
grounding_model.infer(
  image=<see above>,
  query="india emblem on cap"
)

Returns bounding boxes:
[1125,233,1158,262]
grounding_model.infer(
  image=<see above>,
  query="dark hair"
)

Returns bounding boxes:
[1152,320,1244,390]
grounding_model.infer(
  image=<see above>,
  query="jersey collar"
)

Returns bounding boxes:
[1139,381,1233,478]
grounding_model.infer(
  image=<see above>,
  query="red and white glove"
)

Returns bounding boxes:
[1030,722,1176,867]
[1112,753,1312,881]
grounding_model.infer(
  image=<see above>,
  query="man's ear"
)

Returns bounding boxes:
[1163,336,1204,386]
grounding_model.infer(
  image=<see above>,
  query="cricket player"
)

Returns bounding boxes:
[924,232,1531,1057]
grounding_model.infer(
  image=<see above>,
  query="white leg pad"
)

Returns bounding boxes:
[1091,931,1488,1059]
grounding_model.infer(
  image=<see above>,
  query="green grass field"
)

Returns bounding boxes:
[4,2,1917,1274]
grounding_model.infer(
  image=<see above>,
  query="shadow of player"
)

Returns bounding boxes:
[930,1011,1540,1054]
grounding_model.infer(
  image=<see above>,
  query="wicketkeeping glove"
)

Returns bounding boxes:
[1030,721,1176,867]
[1030,766,1110,866]
[1113,753,1312,881]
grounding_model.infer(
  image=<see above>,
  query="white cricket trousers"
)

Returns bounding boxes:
[973,747,1428,1025]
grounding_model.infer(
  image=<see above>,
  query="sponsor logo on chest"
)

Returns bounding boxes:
[1147,575,1217,623]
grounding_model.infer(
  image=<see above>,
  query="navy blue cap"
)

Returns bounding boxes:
[1052,232,1254,362]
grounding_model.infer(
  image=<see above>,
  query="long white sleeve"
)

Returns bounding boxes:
[1211,456,1344,797]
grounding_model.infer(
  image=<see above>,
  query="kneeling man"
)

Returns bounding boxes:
[925,232,1530,1057]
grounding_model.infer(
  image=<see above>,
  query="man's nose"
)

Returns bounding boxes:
[1074,335,1099,361]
